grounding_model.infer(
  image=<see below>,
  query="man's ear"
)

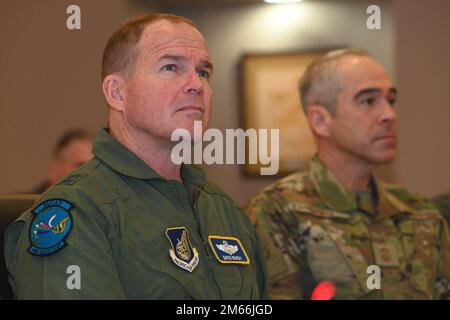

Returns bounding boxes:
[102,74,126,112]
[306,105,333,138]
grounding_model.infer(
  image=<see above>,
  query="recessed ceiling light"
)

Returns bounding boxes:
[263,0,303,4]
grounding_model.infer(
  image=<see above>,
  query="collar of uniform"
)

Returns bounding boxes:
[93,128,206,186]
[376,180,413,219]
[354,178,379,216]
[309,154,358,212]
[309,155,406,218]
[180,164,206,188]
[92,128,163,180]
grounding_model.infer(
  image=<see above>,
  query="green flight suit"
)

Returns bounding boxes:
[4,128,267,299]
[247,155,450,300]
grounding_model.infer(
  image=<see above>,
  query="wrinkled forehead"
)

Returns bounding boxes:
[138,20,209,56]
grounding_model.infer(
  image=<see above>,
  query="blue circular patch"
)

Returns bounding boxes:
[28,199,73,256]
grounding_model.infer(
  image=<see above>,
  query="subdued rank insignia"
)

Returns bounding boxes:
[372,242,400,267]
[57,174,84,186]
[208,235,250,265]
[28,199,73,256]
[165,227,199,272]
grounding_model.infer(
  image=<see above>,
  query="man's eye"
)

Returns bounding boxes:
[388,98,397,106]
[361,97,378,106]
[161,64,177,72]
[197,69,210,79]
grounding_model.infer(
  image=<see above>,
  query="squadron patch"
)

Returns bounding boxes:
[165,227,199,272]
[28,199,73,256]
[208,235,250,265]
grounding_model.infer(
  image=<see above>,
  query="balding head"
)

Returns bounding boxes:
[299,48,371,116]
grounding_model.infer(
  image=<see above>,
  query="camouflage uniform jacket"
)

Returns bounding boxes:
[247,155,450,300]
[433,193,450,227]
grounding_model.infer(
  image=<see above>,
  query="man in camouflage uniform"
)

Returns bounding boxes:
[247,49,450,300]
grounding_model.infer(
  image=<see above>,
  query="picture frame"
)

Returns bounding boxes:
[240,51,328,176]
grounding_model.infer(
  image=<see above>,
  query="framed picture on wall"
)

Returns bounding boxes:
[240,51,328,177]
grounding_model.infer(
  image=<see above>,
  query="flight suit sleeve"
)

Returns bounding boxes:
[4,192,126,299]
[246,195,305,300]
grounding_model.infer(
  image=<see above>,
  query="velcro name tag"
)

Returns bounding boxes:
[208,235,250,265]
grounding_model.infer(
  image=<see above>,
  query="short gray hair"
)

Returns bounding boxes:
[299,48,370,116]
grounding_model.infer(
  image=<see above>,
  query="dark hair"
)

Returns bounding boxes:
[101,13,196,81]
[53,129,92,158]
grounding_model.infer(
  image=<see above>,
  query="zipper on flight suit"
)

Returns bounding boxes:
[193,186,223,299]
[193,187,209,256]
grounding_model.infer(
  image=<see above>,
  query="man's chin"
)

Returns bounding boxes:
[171,121,207,144]
[372,150,396,165]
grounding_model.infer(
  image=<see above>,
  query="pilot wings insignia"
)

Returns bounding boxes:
[216,241,238,255]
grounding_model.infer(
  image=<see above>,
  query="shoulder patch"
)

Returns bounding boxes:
[28,198,73,256]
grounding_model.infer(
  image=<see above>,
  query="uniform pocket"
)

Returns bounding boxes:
[307,224,358,285]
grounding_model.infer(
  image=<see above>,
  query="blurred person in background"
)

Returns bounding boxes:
[29,129,93,194]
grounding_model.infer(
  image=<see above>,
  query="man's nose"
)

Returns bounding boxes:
[380,99,397,126]
[183,69,204,95]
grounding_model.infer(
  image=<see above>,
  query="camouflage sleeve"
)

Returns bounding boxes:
[432,194,450,227]
[246,193,307,300]
[436,215,450,299]
[389,186,450,299]
[408,192,450,299]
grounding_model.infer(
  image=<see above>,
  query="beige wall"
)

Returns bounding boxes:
[0,0,127,193]
[393,0,450,198]
[0,0,448,205]
[0,0,159,194]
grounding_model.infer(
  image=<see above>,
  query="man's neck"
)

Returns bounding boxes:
[110,124,182,181]
[317,147,374,192]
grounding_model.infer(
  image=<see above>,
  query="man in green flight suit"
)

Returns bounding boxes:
[4,13,267,299]
[247,49,450,300]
